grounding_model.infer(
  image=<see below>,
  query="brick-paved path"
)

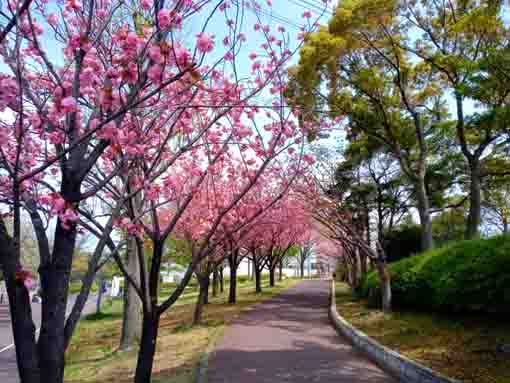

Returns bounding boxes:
[208,280,395,383]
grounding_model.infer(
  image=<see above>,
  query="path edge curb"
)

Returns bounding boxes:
[328,280,461,383]
[195,350,209,383]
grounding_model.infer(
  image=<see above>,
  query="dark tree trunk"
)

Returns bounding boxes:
[193,277,209,325]
[374,260,392,312]
[134,312,160,383]
[6,276,40,383]
[204,276,209,305]
[364,202,371,247]
[269,266,275,287]
[360,253,368,277]
[278,260,283,281]
[38,220,76,383]
[377,191,384,244]
[255,267,262,293]
[95,276,104,314]
[120,237,142,351]
[228,255,237,304]
[466,161,482,239]
[0,218,40,383]
[416,177,434,251]
[300,259,305,278]
[219,267,224,293]
[212,267,219,298]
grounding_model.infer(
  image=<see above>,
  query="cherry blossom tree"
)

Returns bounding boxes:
[313,198,392,311]
[0,0,215,380]
[0,0,326,382]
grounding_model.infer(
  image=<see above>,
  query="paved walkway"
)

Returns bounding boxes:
[208,280,395,383]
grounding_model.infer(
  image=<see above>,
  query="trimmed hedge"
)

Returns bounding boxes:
[361,235,510,313]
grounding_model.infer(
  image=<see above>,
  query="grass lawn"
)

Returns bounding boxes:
[64,277,301,383]
[335,282,510,383]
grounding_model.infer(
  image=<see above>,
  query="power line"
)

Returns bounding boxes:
[288,0,334,16]
[233,0,303,31]
[158,103,335,114]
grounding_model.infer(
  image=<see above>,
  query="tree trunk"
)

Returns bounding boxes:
[6,276,40,383]
[269,266,275,287]
[95,276,104,315]
[134,312,160,383]
[415,177,434,251]
[38,221,76,383]
[374,260,392,312]
[0,220,40,383]
[193,277,208,325]
[346,250,359,288]
[278,259,283,281]
[365,203,371,247]
[465,161,482,239]
[120,236,142,351]
[300,259,305,279]
[204,276,209,305]
[360,253,368,277]
[212,267,218,298]
[351,249,361,288]
[219,267,224,293]
[255,267,262,293]
[228,256,237,304]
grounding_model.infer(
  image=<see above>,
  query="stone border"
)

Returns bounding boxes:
[329,280,461,383]
[195,350,209,383]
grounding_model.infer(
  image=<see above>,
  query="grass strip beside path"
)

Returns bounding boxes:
[64,277,300,383]
[335,282,510,383]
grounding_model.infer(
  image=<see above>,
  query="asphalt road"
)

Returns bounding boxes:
[0,293,97,383]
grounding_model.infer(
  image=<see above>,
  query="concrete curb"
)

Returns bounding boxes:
[195,350,209,383]
[329,280,461,383]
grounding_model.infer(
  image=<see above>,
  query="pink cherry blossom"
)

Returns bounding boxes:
[47,13,59,25]
[175,47,191,67]
[61,96,77,113]
[196,32,215,53]
[158,9,171,29]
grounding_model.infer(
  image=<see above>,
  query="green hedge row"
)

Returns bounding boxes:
[360,235,510,313]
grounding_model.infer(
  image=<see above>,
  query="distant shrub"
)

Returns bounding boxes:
[237,275,250,284]
[361,235,510,314]
[383,225,422,262]
[335,262,348,282]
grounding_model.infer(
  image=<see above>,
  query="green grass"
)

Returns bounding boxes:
[336,282,510,383]
[69,280,100,295]
[65,276,301,383]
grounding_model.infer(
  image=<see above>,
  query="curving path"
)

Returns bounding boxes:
[208,279,395,383]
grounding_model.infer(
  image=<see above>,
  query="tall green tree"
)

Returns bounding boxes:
[396,0,510,238]
[288,0,447,250]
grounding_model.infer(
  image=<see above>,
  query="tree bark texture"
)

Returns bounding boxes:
[134,313,160,383]
[120,236,143,351]
[466,161,482,239]
[228,254,237,304]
